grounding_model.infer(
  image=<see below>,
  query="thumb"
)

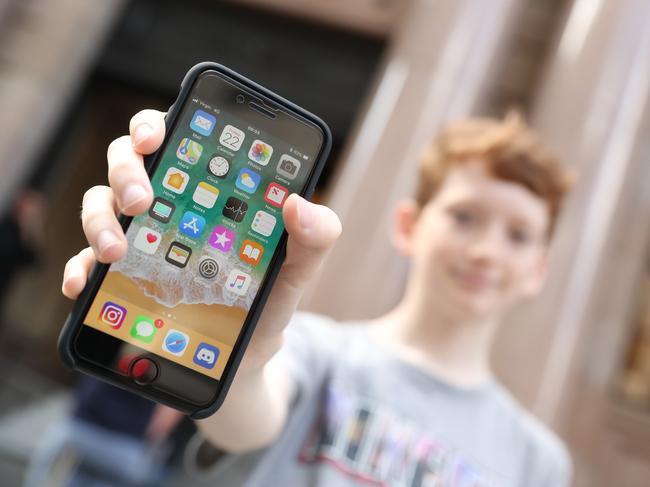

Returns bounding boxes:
[282,194,342,280]
[252,194,341,342]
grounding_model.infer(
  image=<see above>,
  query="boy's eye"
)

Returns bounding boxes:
[450,208,477,226]
[509,227,531,245]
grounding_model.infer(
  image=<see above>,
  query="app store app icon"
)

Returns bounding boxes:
[179,211,206,238]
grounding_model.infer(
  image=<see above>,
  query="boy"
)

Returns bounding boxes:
[62,110,573,486]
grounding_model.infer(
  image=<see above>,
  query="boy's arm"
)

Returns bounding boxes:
[196,354,293,452]
[62,109,341,452]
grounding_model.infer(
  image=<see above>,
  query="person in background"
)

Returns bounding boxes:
[25,375,187,487]
[62,109,574,486]
[0,189,45,299]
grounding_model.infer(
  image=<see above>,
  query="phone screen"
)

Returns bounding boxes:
[79,71,324,383]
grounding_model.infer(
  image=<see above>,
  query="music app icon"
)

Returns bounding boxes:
[225,269,252,296]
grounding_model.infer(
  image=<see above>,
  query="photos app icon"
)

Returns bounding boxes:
[248,140,273,166]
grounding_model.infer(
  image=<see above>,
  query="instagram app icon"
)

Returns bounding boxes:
[100,301,127,329]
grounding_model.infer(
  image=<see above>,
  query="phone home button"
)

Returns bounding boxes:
[129,357,159,385]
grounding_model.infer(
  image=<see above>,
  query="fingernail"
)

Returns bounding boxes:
[121,184,147,211]
[97,230,119,255]
[132,123,153,147]
[297,198,314,230]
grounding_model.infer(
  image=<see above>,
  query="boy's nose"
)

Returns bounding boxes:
[467,226,506,264]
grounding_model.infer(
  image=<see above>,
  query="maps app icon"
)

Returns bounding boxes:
[190,109,216,136]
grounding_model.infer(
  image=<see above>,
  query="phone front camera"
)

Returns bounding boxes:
[236,94,245,104]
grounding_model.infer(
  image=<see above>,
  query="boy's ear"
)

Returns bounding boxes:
[391,199,420,257]
[522,250,549,297]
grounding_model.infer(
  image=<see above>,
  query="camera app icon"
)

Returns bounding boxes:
[100,301,127,329]
[276,154,301,180]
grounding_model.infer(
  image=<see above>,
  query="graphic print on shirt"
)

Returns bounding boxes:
[299,387,499,487]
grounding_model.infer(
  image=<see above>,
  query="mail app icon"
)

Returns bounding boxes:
[190,110,216,136]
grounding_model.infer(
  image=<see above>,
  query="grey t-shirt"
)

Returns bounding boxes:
[195,312,571,487]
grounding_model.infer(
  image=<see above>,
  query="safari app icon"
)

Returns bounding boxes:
[162,329,189,356]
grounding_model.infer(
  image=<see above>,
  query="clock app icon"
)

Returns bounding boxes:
[208,155,230,178]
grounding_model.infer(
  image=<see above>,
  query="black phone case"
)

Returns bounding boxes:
[58,62,332,419]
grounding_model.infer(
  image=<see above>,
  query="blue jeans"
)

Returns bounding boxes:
[24,417,171,487]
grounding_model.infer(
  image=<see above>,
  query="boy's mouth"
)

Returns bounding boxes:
[449,266,498,292]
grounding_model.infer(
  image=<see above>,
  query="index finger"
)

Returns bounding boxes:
[129,109,166,154]
[107,110,166,215]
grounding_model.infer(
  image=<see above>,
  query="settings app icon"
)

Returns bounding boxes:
[198,257,219,279]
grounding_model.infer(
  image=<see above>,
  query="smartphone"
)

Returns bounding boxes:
[58,63,331,418]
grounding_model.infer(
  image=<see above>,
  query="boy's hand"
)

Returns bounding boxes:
[62,109,341,372]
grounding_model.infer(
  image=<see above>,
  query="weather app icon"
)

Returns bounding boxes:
[235,168,261,194]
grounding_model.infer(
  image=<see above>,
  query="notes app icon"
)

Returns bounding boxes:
[225,269,251,296]
[192,182,219,208]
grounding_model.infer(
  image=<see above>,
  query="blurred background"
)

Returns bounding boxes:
[0,0,649,485]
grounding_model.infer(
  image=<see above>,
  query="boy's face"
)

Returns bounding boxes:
[396,161,551,320]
